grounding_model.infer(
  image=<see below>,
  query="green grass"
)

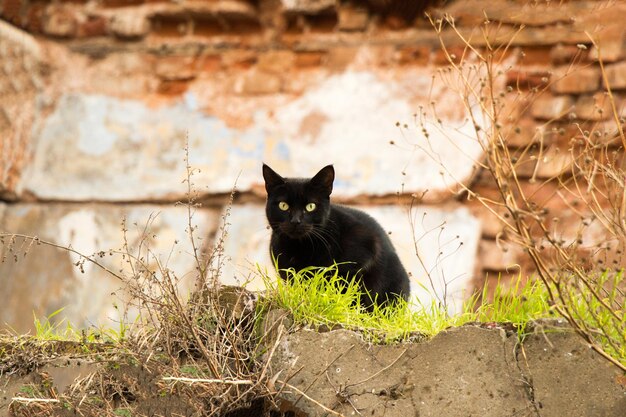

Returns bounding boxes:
[468,276,553,336]
[258,264,554,343]
[29,307,130,344]
[18,265,624,368]
[557,270,626,367]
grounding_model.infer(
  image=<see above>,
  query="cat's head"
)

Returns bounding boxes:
[262,164,334,239]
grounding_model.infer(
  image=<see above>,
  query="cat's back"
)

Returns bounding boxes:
[330,204,391,241]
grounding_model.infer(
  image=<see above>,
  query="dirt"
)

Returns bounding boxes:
[1,317,625,417]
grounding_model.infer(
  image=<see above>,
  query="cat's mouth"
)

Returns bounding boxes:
[279,223,313,239]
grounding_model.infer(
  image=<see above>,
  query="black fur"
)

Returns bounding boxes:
[263,164,410,307]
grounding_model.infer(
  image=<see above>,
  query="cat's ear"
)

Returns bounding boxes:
[262,164,285,193]
[310,165,334,196]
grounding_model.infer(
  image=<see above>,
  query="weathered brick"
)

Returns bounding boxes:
[514,146,573,179]
[479,239,523,272]
[539,124,581,148]
[337,5,369,32]
[222,50,257,69]
[78,15,107,38]
[589,38,626,63]
[517,46,552,65]
[444,0,593,27]
[102,0,143,6]
[0,203,219,332]
[42,5,78,37]
[281,0,335,13]
[551,65,600,94]
[155,56,198,81]
[590,120,626,147]
[24,3,45,33]
[531,94,574,120]
[192,16,222,37]
[383,14,408,30]
[326,47,358,70]
[150,14,190,37]
[197,54,222,72]
[304,12,338,32]
[157,80,190,95]
[501,118,541,148]
[433,46,466,66]
[294,51,325,67]
[235,70,282,95]
[394,46,431,65]
[550,44,587,65]
[506,69,551,90]
[110,11,150,39]
[573,93,612,121]
[257,50,295,74]
[604,61,626,89]
[466,200,509,239]
[1,0,24,24]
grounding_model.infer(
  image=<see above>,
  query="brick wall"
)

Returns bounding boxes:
[1,0,625,328]
[0,18,46,198]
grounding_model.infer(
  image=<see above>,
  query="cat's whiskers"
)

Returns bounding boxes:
[309,227,333,256]
[315,221,340,246]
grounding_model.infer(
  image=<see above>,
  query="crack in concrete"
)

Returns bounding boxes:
[512,337,542,417]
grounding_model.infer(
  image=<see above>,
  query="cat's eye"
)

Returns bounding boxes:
[305,203,317,212]
[278,201,289,211]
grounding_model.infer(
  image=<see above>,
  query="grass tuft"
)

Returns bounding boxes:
[259,263,554,343]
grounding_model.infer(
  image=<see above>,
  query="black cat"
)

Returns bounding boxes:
[262,164,410,307]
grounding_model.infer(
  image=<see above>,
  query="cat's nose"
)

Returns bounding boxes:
[290,213,302,224]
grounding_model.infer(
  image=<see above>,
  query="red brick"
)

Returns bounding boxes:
[500,93,531,122]
[25,3,45,33]
[42,5,79,37]
[501,118,541,148]
[395,46,431,65]
[479,239,524,272]
[79,15,107,37]
[466,200,509,239]
[222,50,257,69]
[102,0,143,7]
[219,16,262,35]
[1,0,23,24]
[551,65,600,94]
[294,51,325,67]
[538,124,582,148]
[326,47,358,71]
[604,61,626,90]
[337,5,369,32]
[282,0,335,13]
[257,50,295,74]
[589,38,626,63]
[530,94,574,120]
[193,16,222,37]
[514,146,573,179]
[155,56,198,81]
[157,80,190,96]
[110,11,150,39]
[590,120,626,147]
[364,45,395,67]
[236,70,282,95]
[516,46,552,65]
[506,69,551,90]
[433,46,466,66]
[197,54,222,72]
[550,44,587,65]
[383,14,408,30]
[573,93,612,121]
[150,14,190,37]
[304,12,338,33]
